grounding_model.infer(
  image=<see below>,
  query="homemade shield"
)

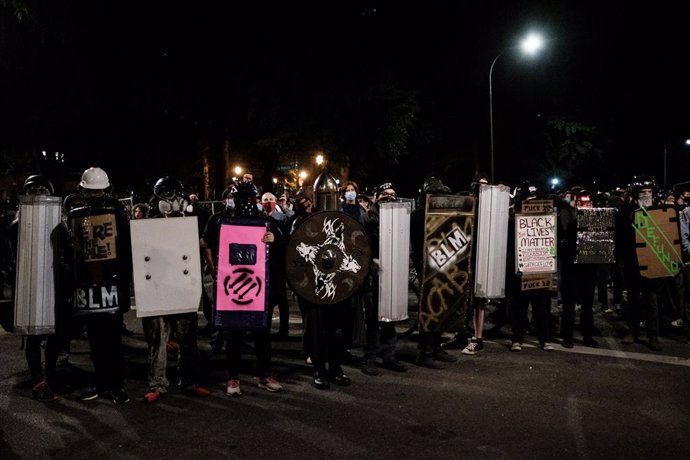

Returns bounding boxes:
[14,195,62,335]
[419,194,475,333]
[286,211,371,305]
[213,218,270,330]
[575,208,616,264]
[378,202,411,322]
[474,184,510,299]
[633,205,683,279]
[130,217,202,318]
[514,212,557,275]
[69,207,124,315]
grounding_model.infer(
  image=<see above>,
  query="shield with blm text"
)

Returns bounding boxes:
[419,194,475,333]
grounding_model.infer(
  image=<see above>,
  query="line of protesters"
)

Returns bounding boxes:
[3,167,689,404]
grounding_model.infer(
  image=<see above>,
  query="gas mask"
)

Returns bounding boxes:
[637,191,653,209]
[158,197,190,216]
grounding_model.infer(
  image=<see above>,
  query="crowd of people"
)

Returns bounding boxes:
[2,166,689,406]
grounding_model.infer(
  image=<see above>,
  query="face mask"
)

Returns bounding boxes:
[262,201,276,213]
[257,203,264,212]
[638,191,653,209]
[225,198,235,209]
[345,191,357,202]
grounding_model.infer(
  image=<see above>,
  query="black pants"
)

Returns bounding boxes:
[561,264,597,341]
[302,302,348,372]
[84,312,125,391]
[26,334,60,384]
[226,329,271,379]
[511,288,551,344]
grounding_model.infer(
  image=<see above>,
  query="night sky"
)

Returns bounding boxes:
[1,1,689,197]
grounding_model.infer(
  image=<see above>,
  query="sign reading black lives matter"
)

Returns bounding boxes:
[515,207,557,275]
[419,194,475,333]
[575,208,616,264]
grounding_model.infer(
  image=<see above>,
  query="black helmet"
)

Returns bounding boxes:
[514,180,538,201]
[231,179,260,217]
[153,176,186,200]
[23,174,54,195]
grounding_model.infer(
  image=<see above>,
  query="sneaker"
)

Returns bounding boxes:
[462,340,483,355]
[329,367,351,387]
[671,318,684,328]
[362,360,379,376]
[540,342,555,352]
[603,307,615,315]
[510,342,522,352]
[441,334,469,350]
[312,371,330,390]
[381,360,407,372]
[226,379,242,397]
[415,353,445,369]
[32,381,58,402]
[433,347,457,363]
[561,339,574,349]
[182,384,211,397]
[648,338,662,352]
[80,387,99,401]
[110,389,131,405]
[143,389,162,404]
[258,375,283,392]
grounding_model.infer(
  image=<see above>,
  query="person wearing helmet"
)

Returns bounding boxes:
[619,176,664,350]
[559,189,600,349]
[202,179,283,396]
[360,181,407,376]
[9,175,69,401]
[141,176,210,403]
[68,167,131,404]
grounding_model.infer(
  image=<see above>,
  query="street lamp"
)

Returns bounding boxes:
[489,32,546,183]
[316,154,324,166]
[233,165,242,176]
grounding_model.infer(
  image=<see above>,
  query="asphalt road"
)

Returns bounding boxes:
[1,296,690,460]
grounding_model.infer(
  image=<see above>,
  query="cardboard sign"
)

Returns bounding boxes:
[71,214,118,262]
[130,217,202,318]
[419,194,475,333]
[633,205,683,279]
[520,274,553,291]
[520,200,554,214]
[216,223,268,312]
[575,208,616,264]
[515,213,557,274]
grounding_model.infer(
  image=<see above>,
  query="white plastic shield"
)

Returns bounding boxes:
[474,184,510,299]
[14,195,62,335]
[378,202,411,322]
[130,217,202,317]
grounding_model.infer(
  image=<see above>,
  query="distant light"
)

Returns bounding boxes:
[335,179,340,185]
[298,170,308,179]
[233,166,242,175]
[520,33,545,56]
[231,176,237,182]
[316,154,324,166]
[551,178,559,185]
[42,151,47,157]
[272,177,278,184]
[686,139,690,146]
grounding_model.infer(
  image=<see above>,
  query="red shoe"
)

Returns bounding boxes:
[183,384,210,397]
[143,390,162,403]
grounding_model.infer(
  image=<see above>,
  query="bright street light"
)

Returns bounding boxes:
[316,154,324,166]
[233,165,242,176]
[489,31,546,183]
[298,170,308,179]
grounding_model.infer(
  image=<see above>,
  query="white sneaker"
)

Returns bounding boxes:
[258,376,283,392]
[226,379,242,397]
[541,342,555,351]
[671,319,684,328]
[510,342,522,352]
[462,340,483,355]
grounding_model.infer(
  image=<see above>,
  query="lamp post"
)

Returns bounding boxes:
[489,32,545,183]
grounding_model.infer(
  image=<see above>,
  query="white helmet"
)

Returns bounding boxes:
[79,167,110,190]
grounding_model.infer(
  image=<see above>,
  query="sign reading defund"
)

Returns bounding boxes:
[419,195,475,333]
[515,213,556,274]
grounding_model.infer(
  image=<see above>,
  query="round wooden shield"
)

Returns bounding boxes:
[286,211,371,305]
